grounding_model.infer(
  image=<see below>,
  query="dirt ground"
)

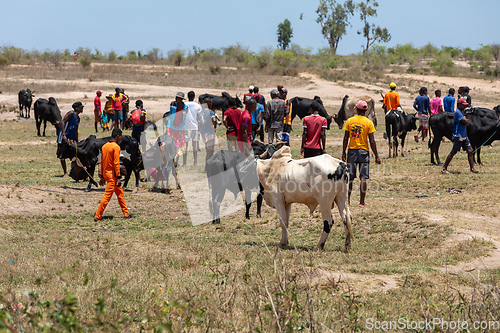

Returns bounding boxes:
[1,64,500,296]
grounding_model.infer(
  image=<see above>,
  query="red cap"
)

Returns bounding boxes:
[356,100,368,110]
[96,90,102,95]
[457,98,469,106]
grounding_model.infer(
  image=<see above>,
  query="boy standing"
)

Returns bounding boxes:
[301,101,327,158]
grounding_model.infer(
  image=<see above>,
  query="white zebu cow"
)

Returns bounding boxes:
[257,146,353,252]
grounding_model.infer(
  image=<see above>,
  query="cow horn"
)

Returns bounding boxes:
[333,114,338,118]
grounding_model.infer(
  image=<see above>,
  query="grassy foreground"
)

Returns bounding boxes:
[1,98,500,331]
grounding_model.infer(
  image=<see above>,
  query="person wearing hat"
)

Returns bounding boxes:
[56,101,84,177]
[166,92,188,161]
[441,98,478,174]
[243,85,254,108]
[94,91,102,133]
[383,82,400,113]
[342,100,381,207]
[458,86,472,106]
[265,89,288,144]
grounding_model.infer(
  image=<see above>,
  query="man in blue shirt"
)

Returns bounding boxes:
[441,98,478,174]
[413,87,430,143]
[251,100,264,141]
[57,101,84,177]
[443,88,455,113]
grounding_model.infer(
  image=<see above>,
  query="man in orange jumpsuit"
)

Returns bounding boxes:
[94,128,133,221]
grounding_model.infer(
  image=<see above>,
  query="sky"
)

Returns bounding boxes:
[1,0,499,56]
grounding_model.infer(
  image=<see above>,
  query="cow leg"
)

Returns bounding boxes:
[388,142,392,158]
[400,132,407,157]
[256,183,264,218]
[477,147,482,166]
[316,200,334,251]
[393,135,398,157]
[273,196,290,247]
[43,119,47,137]
[122,163,132,188]
[36,117,41,137]
[386,122,391,158]
[335,193,353,253]
[244,188,251,219]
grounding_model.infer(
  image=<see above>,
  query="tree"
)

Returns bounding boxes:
[490,44,500,61]
[277,19,293,50]
[357,0,391,53]
[316,0,355,54]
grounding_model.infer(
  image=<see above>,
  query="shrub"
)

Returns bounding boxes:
[1,46,23,63]
[107,51,117,62]
[209,66,221,75]
[0,55,11,67]
[79,57,92,68]
[168,49,184,66]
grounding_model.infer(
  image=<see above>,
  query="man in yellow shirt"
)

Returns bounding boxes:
[342,100,381,207]
[94,128,133,221]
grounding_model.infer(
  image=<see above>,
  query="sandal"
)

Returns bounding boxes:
[441,169,450,174]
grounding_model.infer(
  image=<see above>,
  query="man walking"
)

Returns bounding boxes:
[441,98,479,174]
[281,88,292,134]
[94,128,134,221]
[94,91,102,133]
[413,87,430,142]
[57,101,84,177]
[223,97,241,151]
[238,98,254,155]
[301,101,327,158]
[430,90,444,115]
[183,91,202,166]
[342,100,381,207]
[265,89,287,144]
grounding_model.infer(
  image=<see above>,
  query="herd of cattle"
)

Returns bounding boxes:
[16,89,500,251]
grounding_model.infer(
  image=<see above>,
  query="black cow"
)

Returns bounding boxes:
[34,97,62,137]
[18,89,34,118]
[61,135,141,192]
[429,106,500,165]
[197,92,243,112]
[289,96,332,129]
[385,108,417,158]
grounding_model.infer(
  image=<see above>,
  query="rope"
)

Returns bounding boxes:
[74,141,99,185]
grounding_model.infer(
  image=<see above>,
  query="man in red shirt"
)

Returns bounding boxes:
[94,91,102,133]
[243,85,254,108]
[223,97,241,152]
[238,99,254,155]
[301,101,327,158]
[111,87,128,130]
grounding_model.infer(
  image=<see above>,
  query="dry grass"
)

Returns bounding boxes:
[0,67,499,331]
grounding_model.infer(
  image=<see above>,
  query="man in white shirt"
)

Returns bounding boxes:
[184,91,202,166]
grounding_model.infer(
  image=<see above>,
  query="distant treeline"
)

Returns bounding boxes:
[0,43,498,78]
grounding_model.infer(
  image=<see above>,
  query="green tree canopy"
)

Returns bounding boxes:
[357,0,391,53]
[316,0,355,54]
[277,19,293,50]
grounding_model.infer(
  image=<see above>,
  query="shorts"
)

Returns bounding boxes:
[347,149,370,179]
[113,109,123,120]
[303,148,323,158]
[452,137,472,152]
[202,133,216,150]
[94,111,101,122]
[418,113,428,129]
[185,129,199,142]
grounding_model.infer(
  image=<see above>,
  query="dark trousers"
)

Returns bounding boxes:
[252,124,264,142]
